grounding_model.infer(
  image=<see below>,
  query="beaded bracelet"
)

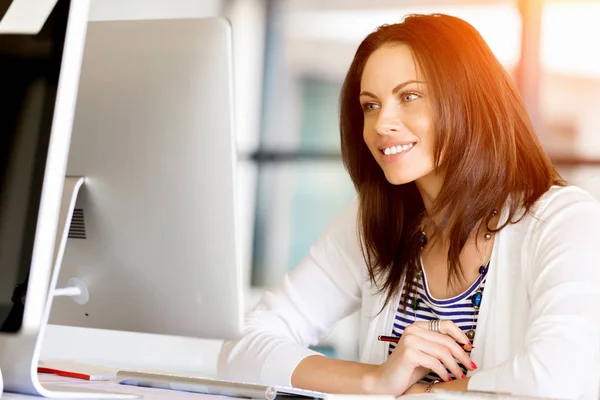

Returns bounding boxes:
[425,379,441,393]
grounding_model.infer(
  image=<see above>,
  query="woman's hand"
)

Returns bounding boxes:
[365,320,475,396]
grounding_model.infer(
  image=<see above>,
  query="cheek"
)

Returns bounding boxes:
[407,112,435,145]
[362,122,375,146]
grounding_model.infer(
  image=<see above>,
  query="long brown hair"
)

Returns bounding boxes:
[339,14,564,311]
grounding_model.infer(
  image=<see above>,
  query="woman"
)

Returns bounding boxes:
[218,13,600,399]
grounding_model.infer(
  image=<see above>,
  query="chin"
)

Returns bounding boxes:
[381,164,435,186]
[383,172,415,186]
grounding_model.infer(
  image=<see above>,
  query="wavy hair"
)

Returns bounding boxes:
[339,14,565,310]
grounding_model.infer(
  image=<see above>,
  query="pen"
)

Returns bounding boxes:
[378,335,474,351]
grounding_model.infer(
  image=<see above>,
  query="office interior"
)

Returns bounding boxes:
[35,0,600,379]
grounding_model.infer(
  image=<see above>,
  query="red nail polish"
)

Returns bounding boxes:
[462,374,466,379]
[471,361,478,369]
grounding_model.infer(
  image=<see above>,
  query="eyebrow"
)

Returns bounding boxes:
[359,80,425,98]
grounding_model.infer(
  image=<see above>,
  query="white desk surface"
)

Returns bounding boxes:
[2,374,228,400]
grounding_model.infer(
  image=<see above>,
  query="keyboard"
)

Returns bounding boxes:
[116,370,328,399]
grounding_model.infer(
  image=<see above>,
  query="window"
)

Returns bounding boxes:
[251,79,356,287]
[539,1,600,197]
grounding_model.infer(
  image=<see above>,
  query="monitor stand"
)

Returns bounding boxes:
[2,177,138,399]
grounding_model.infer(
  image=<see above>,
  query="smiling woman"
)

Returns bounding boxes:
[339,14,562,317]
[359,51,433,187]
[219,13,600,400]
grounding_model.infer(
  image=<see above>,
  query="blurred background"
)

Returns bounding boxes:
[225,0,600,362]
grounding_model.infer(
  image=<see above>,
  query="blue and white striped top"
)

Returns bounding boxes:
[387,262,489,382]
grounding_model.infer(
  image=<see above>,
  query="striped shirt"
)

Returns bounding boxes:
[388,262,489,382]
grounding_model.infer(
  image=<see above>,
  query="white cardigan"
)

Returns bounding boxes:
[218,186,600,399]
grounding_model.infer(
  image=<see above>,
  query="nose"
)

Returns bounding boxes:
[376,122,401,135]
[375,108,403,136]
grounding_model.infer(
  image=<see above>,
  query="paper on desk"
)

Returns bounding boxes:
[327,394,434,400]
[433,389,555,400]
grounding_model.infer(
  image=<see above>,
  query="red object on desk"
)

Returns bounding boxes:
[37,364,116,381]
[38,367,93,380]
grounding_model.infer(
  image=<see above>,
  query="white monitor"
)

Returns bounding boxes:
[47,17,244,341]
[0,0,106,398]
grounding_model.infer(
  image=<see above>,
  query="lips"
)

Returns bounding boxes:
[380,142,416,156]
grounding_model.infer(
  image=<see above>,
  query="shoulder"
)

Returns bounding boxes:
[528,185,600,227]
[508,185,600,263]
[534,184,599,210]
[502,185,600,255]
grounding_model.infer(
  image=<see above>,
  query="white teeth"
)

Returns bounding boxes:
[383,143,414,155]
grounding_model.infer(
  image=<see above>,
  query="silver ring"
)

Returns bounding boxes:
[429,319,442,333]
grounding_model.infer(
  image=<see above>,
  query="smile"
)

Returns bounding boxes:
[381,142,415,156]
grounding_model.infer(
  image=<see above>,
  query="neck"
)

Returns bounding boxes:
[415,173,448,244]
[415,171,444,217]
[414,172,501,245]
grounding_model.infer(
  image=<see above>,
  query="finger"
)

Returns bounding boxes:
[429,343,465,379]
[439,320,471,346]
[413,337,465,379]
[421,329,473,371]
[407,325,473,370]
[413,320,470,345]
[403,333,466,379]
[408,349,452,382]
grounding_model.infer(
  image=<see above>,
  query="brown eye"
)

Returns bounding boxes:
[401,92,420,103]
[361,102,380,112]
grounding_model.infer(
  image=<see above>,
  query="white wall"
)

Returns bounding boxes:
[40,0,266,377]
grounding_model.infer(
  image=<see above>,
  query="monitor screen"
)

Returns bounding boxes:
[0,0,71,332]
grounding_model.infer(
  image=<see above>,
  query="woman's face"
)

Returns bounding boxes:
[360,43,436,186]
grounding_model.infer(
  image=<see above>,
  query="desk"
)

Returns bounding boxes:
[1,374,227,400]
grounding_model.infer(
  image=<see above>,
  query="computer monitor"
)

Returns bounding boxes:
[47,17,243,341]
[0,0,101,397]
[0,5,242,398]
